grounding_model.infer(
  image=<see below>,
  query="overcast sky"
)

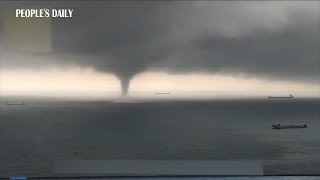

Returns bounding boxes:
[0,1,319,96]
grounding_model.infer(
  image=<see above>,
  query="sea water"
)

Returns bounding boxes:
[0,97,319,176]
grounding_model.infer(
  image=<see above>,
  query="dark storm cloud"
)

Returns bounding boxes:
[1,1,319,94]
[157,24,319,82]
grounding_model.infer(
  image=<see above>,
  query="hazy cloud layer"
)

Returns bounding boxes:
[1,1,319,94]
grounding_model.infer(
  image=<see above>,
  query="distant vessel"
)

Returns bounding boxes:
[154,92,170,95]
[272,123,307,129]
[6,102,25,105]
[268,94,294,99]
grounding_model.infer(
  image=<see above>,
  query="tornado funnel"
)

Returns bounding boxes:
[120,77,131,96]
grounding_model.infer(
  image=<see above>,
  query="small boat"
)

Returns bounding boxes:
[268,94,294,99]
[6,102,25,105]
[272,123,307,129]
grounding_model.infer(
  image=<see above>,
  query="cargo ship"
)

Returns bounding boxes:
[268,94,294,99]
[272,123,307,129]
[6,102,25,105]
[154,92,170,95]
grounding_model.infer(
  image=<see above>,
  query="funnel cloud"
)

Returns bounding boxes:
[1,1,319,95]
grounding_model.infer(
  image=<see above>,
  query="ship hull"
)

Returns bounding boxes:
[272,124,307,129]
[6,103,25,105]
[268,97,293,98]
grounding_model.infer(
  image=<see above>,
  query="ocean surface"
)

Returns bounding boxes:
[0,97,319,177]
